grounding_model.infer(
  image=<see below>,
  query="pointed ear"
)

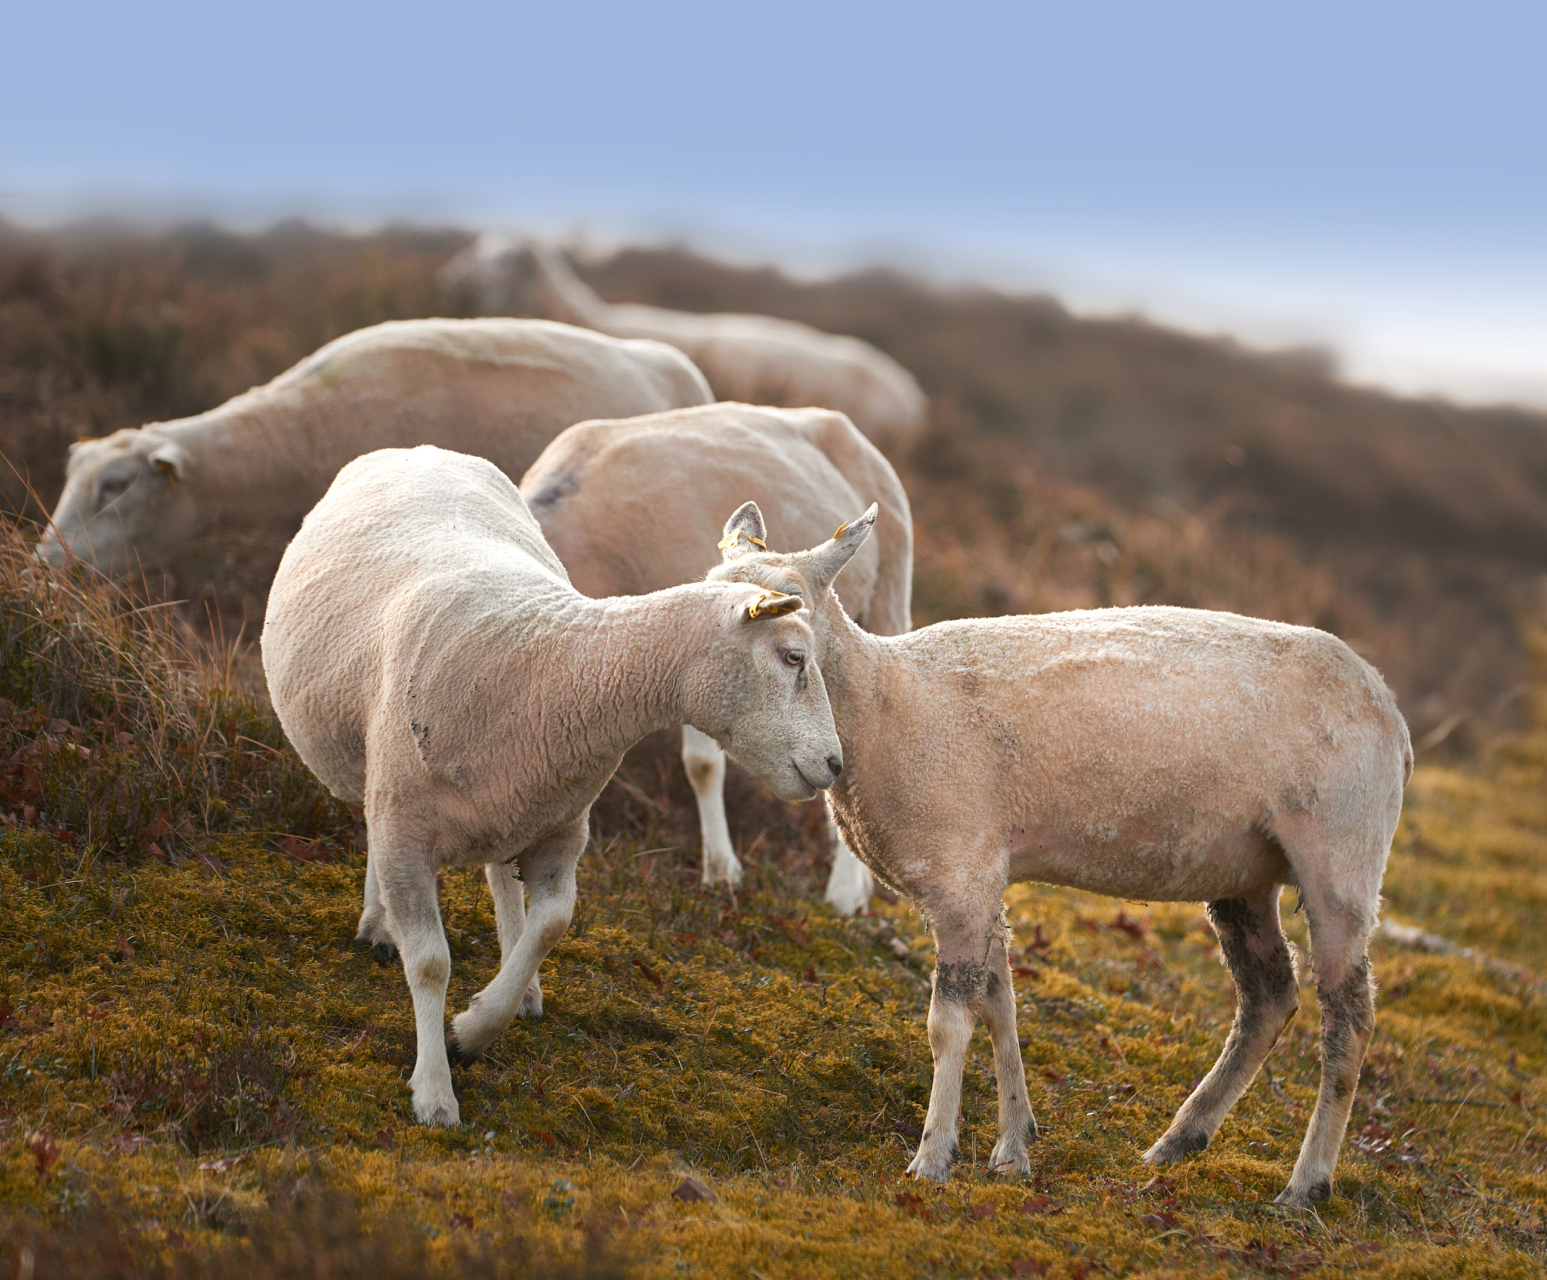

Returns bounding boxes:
[805,503,878,595]
[149,441,187,485]
[741,591,804,622]
[718,501,769,561]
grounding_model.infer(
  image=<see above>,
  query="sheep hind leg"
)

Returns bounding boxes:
[907,892,1005,1182]
[1145,883,1299,1165]
[982,911,1037,1175]
[1275,889,1376,1208]
[682,725,741,888]
[484,858,542,1018]
[355,853,398,966]
[370,834,458,1126]
[449,814,587,1064]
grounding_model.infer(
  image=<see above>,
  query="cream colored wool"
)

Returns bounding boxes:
[36,318,710,577]
[521,401,914,913]
[711,504,1413,1209]
[261,446,845,1128]
[446,237,927,446]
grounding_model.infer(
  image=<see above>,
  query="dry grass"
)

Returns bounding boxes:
[0,517,1543,1278]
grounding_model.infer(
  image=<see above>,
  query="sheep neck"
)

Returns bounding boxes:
[542,585,724,764]
[810,591,890,774]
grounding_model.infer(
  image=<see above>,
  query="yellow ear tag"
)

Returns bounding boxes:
[832,522,849,540]
[155,459,180,485]
[747,591,797,619]
[717,529,767,550]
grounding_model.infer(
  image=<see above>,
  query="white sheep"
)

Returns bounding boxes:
[710,503,1413,1208]
[36,318,710,579]
[444,236,928,446]
[520,402,914,914]
[261,445,848,1127]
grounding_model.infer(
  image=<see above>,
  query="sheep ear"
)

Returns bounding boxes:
[718,501,769,561]
[804,503,878,595]
[149,442,186,485]
[742,591,804,622]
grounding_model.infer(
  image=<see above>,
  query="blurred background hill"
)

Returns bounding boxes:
[2,217,1543,759]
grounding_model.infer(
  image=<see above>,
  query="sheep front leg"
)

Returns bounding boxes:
[484,858,543,1017]
[449,815,587,1063]
[823,802,874,916]
[982,918,1037,1174]
[682,725,741,887]
[370,833,459,1126]
[907,899,1003,1182]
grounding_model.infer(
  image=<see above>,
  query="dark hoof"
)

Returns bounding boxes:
[371,940,397,966]
[445,1030,478,1068]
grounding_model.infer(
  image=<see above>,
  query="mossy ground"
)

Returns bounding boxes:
[3,607,1545,1279]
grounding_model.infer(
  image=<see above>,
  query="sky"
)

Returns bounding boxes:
[3,0,1545,406]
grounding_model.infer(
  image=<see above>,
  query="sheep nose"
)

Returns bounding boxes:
[826,754,844,779]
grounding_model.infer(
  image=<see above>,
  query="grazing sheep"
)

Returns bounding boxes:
[445,236,927,446]
[710,503,1412,1208]
[520,402,913,913]
[261,446,847,1127]
[36,318,710,580]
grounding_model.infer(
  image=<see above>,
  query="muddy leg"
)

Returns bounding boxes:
[983,912,1037,1174]
[484,857,542,1017]
[682,725,741,887]
[1275,901,1375,1207]
[449,814,587,1063]
[907,893,1005,1182]
[1146,884,1299,1164]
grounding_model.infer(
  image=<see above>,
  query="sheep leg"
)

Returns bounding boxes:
[1145,883,1299,1165]
[982,919,1037,1174]
[682,725,741,887]
[1275,890,1376,1208]
[355,853,398,964]
[370,832,459,1127]
[907,896,1004,1182]
[484,859,543,1017]
[823,801,874,916]
[448,814,587,1064]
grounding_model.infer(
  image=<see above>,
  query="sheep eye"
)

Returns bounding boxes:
[783,650,804,668]
[97,476,130,503]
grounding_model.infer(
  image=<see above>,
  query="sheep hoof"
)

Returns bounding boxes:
[445,1029,479,1068]
[988,1135,1032,1176]
[1143,1129,1209,1164]
[370,940,398,966]
[1272,1178,1332,1209]
[905,1141,959,1182]
[413,1095,461,1127]
[516,983,544,1019]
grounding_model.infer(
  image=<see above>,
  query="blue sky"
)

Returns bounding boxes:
[4,0,1545,405]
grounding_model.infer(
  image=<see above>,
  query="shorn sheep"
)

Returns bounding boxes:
[444,237,928,446]
[261,447,846,1127]
[520,402,913,914]
[37,318,710,580]
[711,503,1412,1208]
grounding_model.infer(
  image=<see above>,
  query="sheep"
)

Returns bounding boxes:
[519,401,914,914]
[261,445,850,1126]
[709,502,1413,1208]
[444,236,928,446]
[36,317,711,581]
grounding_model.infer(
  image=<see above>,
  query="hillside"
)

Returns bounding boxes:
[4,219,1544,759]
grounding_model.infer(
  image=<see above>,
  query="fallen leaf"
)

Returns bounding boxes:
[197,1153,251,1174]
[375,1129,395,1151]
[672,1176,716,1203]
[26,1130,61,1178]
[115,935,136,963]
[633,958,664,993]
[451,1212,474,1229]
[969,1201,995,1221]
